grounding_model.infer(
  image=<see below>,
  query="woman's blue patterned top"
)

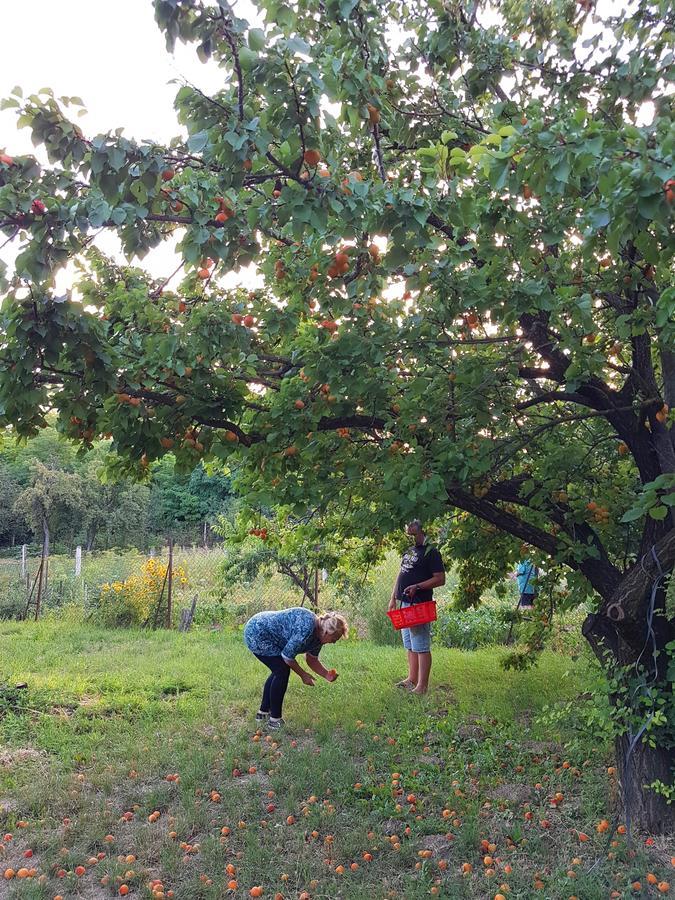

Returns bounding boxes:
[244,607,322,662]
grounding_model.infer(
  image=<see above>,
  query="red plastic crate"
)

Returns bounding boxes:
[387,601,437,630]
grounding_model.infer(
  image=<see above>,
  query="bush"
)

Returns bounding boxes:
[433,603,511,650]
[0,587,25,620]
[96,558,187,627]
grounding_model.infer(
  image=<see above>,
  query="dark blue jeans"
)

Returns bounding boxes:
[254,654,290,718]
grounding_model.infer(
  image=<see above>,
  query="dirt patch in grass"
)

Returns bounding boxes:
[417,754,445,769]
[455,722,486,741]
[382,818,405,835]
[430,683,457,706]
[490,782,536,804]
[522,739,562,754]
[237,770,272,791]
[0,841,43,878]
[417,833,454,859]
[0,747,46,767]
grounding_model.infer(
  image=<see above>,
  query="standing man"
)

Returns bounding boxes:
[388,520,445,695]
[515,558,538,608]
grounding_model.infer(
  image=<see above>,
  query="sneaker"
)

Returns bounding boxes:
[267,717,285,730]
[256,710,270,722]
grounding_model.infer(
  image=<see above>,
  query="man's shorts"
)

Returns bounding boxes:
[519,591,536,608]
[400,601,432,653]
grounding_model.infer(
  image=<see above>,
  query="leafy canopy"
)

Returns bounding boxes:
[0,0,673,610]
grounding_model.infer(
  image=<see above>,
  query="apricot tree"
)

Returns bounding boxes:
[0,0,673,828]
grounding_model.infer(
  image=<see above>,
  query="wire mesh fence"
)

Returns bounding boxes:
[0,542,343,628]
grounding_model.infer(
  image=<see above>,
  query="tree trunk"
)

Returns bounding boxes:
[582,528,675,833]
[616,733,674,834]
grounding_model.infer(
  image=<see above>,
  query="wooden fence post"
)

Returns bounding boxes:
[166,537,174,629]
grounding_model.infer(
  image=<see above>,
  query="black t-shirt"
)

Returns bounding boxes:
[397,542,445,604]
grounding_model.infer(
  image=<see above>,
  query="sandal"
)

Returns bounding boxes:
[267,717,286,730]
[395,680,415,691]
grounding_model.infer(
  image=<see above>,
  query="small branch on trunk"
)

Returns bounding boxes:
[266,152,313,191]
[372,122,386,181]
[149,259,186,300]
[317,414,386,432]
[220,19,245,121]
[515,391,594,411]
[285,62,307,168]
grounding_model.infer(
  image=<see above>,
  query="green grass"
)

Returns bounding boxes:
[0,623,672,899]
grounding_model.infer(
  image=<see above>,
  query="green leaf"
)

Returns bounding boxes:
[238,47,258,70]
[648,505,668,521]
[187,131,209,153]
[620,507,644,523]
[489,159,510,190]
[587,207,610,230]
[286,35,310,55]
[552,157,571,183]
[248,28,266,51]
[637,193,662,220]
[129,181,148,205]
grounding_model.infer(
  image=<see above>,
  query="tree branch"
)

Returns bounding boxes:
[219,18,245,121]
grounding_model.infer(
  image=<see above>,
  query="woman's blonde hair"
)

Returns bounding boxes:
[317,611,349,639]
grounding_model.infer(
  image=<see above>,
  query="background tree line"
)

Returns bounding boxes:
[0,425,233,553]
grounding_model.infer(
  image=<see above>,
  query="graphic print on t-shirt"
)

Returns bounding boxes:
[397,542,445,604]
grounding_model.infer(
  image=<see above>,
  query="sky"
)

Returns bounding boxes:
[0,0,253,151]
[0,0,260,284]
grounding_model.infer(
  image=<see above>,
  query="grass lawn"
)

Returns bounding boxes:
[0,623,672,899]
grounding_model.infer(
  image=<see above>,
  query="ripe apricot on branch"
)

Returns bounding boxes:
[304,149,321,167]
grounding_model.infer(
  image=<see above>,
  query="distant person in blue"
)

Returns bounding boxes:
[388,520,445,695]
[515,559,538,608]
[243,608,348,729]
